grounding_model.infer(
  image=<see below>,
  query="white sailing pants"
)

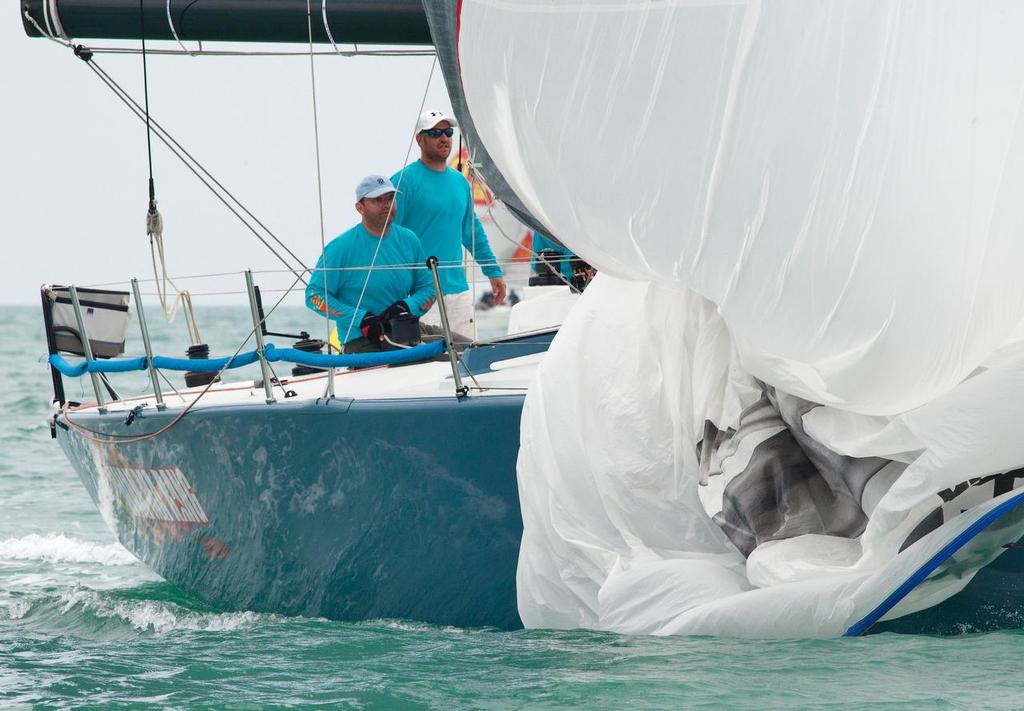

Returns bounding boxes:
[420,291,475,342]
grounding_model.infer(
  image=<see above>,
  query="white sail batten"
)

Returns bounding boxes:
[457,1,1024,635]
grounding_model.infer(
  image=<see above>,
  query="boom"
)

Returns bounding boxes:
[22,0,431,45]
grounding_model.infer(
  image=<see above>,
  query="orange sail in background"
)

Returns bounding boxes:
[449,146,495,206]
[450,145,533,263]
[511,233,534,262]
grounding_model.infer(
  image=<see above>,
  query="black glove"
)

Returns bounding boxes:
[360,313,384,342]
[380,300,411,323]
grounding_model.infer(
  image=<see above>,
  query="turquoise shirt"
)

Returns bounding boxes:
[390,161,503,295]
[531,231,574,279]
[305,223,435,344]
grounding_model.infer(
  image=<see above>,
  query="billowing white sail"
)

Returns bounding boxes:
[457,1,1024,635]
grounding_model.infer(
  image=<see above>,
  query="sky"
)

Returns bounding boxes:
[1,10,452,305]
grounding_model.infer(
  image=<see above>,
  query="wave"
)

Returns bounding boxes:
[370,619,469,634]
[56,587,275,635]
[3,393,51,415]
[0,533,138,566]
[0,597,32,620]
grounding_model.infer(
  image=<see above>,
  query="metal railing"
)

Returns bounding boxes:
[42,259,490,410]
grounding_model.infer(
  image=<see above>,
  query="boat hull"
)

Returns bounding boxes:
[57,393,526,629]
[55,391,1024,634]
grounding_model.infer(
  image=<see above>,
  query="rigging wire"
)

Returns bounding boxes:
[26,7,310,284]
[467,140,479,340]
[306,0,336,398]
[138,0,203,344]
[139,0,156,213]
[80,57,310,284]
[80,260,498,290]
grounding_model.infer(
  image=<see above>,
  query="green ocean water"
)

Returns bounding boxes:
[3,304,1024,710]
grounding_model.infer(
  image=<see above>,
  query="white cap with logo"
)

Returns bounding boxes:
[414,109,459,133]
[355,175,398,201]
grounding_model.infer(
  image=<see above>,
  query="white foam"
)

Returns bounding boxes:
[0,534,137,566]
[0,598,31,620]
[59,588,272,634]
[375,619,466,634]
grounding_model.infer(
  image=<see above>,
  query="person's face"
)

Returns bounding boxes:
[416,120,453,162]
[356,191,397,233]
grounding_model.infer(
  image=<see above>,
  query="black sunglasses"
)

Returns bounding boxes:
[420,127,455,138]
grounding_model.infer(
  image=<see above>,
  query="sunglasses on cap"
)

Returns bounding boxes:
[419,127,455,138]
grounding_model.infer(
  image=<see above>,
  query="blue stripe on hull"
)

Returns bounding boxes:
[870,535,1024,635]
[846,490,1024,636]
[58,393,526,629]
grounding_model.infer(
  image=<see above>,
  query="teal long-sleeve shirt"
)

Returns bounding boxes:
[531,231,575,279]
[390,160,503,295]
[305,223,435,344]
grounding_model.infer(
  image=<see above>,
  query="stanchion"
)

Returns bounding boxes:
[131,278,165,410]
[426,257,468,398]
[245,270,276,404]
[68,285,107,413]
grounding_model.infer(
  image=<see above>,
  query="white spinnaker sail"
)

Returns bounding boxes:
[457,1,1024,635]
[459,0,1024,415]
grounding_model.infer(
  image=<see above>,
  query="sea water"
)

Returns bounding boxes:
[2,304,1023,709]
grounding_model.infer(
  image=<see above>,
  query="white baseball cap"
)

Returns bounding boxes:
[415,109,459,133]
[355,175,398,201]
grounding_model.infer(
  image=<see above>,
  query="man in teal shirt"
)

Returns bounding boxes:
[391,110,506,338]
[306,175,435,352]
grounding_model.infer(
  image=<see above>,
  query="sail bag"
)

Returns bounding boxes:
[45,285,130,359]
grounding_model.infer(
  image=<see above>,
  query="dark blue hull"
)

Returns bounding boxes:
[58,393,526,629]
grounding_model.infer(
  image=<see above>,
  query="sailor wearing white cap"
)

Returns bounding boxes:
[390,110,506,338]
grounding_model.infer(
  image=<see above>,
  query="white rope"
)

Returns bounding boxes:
[166,0,196,55]
[148,210,203,343]
[321,0,341,54]
[382,335,412,350]
[23,7,70,47]
[46,0,69,41]
[320,0,360,55]
[41,0,53,38]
